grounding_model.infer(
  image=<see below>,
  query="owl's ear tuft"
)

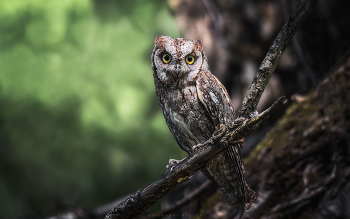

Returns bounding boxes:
[155,36,172,48]
[155,35,163,43]
[194,40,203,52]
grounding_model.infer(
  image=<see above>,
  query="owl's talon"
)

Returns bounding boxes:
[213,124,228,141]
[191,143,203,153]
[229,117,245,129]
[166,158,184,171]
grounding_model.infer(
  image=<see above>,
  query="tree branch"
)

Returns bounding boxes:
[105,0,318,218]
[105,97,285,219]
[238,0,318,118]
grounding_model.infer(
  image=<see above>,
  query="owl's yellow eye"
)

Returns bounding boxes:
[185,55,195,65]
[162,53,171,64]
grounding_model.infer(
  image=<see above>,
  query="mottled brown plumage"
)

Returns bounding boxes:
[151,36,254,216]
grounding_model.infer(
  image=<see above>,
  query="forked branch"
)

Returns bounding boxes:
[105,0,318,218]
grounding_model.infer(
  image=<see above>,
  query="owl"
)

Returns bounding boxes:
[151,36,255,215]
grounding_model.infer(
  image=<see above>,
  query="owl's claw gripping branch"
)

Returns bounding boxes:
[230,96,287,142]
[191,142,205,153]
[105,0,318,218]
[166,158,185,171]
[212,124,228,142]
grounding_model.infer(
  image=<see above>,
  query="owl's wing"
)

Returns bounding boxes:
[196,71,256,216]
[196,71,234,127]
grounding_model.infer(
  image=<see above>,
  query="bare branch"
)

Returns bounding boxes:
[238,0,318,118]
[104,0,318,218]
[104,97,286,219]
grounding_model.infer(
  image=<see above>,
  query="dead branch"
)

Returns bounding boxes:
[104,0,318,218]
[105,97,286,219]
[238,0,318,118]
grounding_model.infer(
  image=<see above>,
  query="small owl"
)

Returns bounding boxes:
[151,36,255,215]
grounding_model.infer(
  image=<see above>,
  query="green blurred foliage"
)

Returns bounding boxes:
[0,0,185,217]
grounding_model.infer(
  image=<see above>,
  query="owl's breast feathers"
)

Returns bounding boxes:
[157,82,215,154]
[156,70,235,150]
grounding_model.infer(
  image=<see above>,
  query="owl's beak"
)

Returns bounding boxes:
[174,64,181,76]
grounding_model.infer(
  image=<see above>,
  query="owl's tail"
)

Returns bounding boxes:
[201,144,255,218]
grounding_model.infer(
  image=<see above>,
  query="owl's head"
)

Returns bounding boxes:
[152,36,208,86]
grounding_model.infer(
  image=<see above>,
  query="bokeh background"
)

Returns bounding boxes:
[0,0,185,218]
[1,0,350,218]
